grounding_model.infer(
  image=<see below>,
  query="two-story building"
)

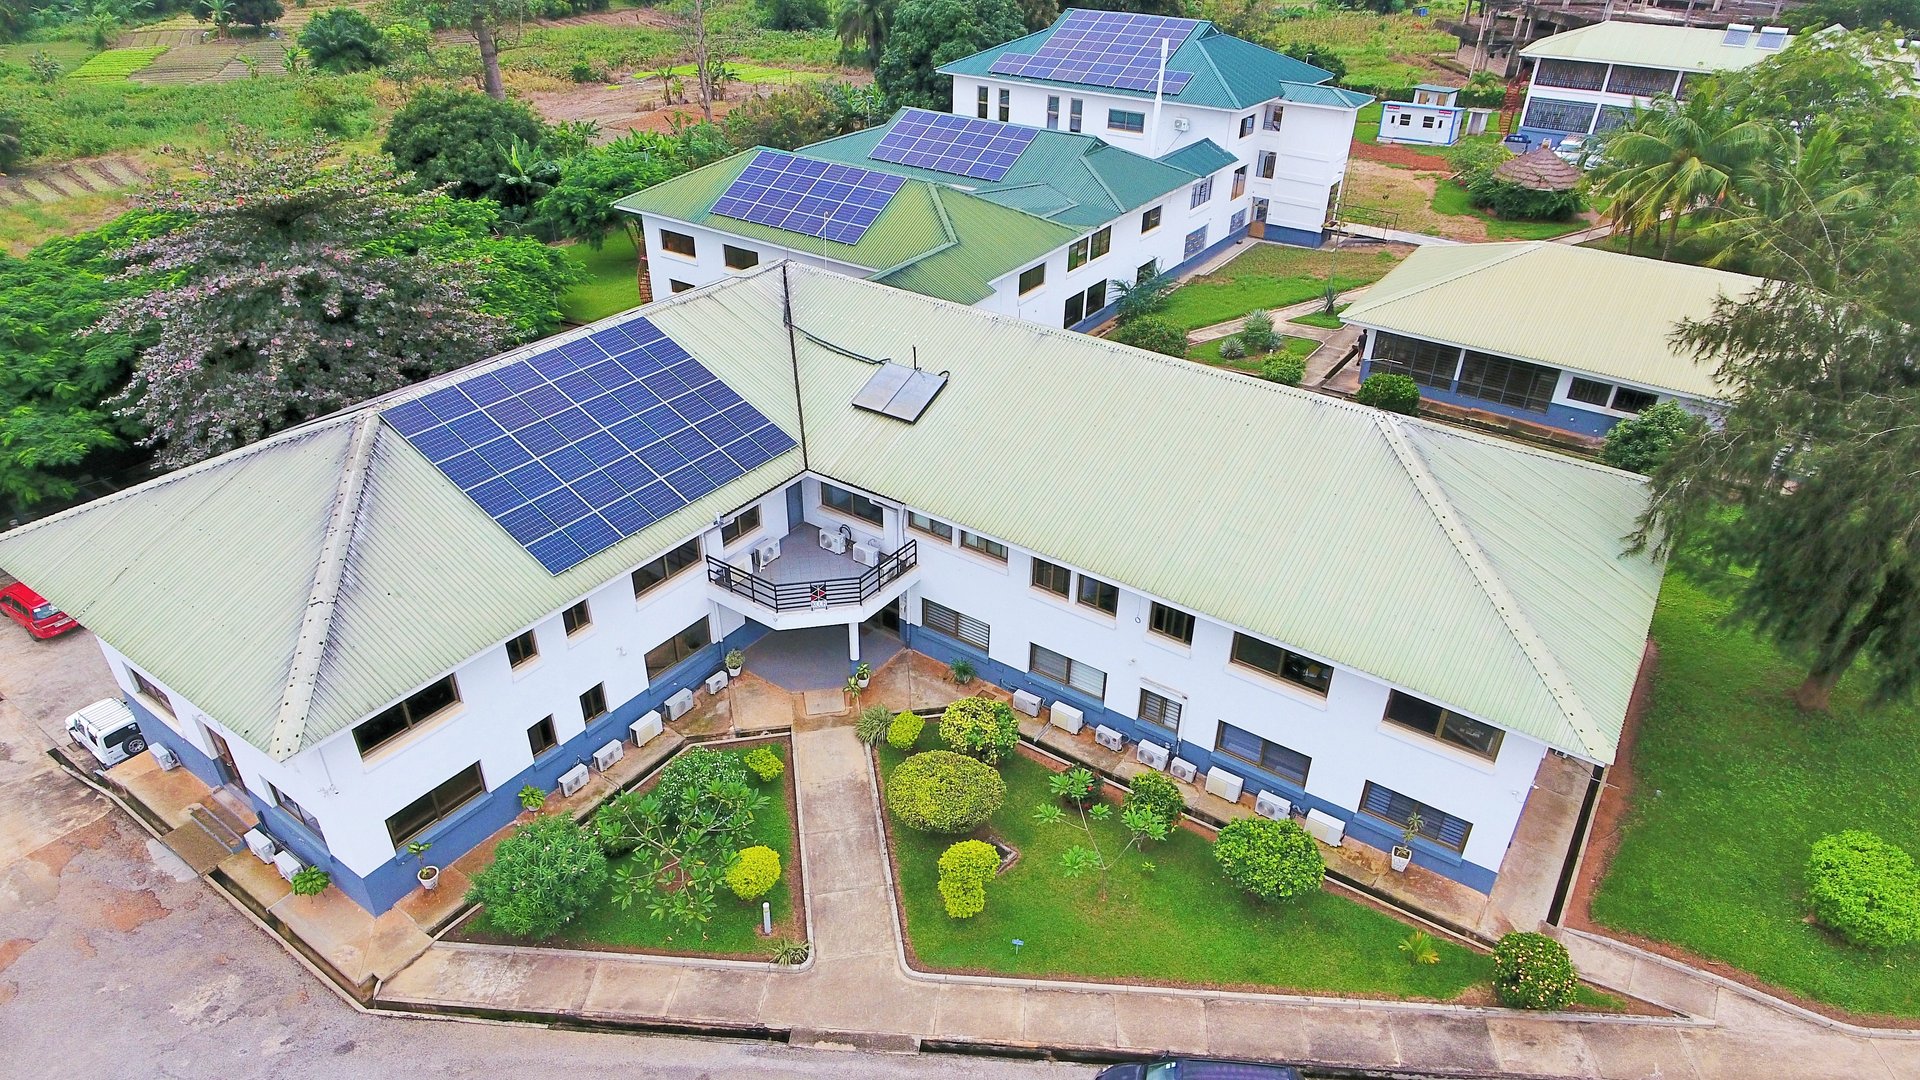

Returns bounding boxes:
[0,262,1665,914]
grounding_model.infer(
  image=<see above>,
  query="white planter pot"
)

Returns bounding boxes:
[418,867,441,891]
[727,666,742,678]
[1390,847,1412,873]
[857,676,870,688]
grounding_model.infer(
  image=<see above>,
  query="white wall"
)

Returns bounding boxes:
[639,215,871,300]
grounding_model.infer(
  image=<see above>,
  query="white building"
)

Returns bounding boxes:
[1378,84,1470,147]
[0,264,1665,913]
[1517,20,1792,143]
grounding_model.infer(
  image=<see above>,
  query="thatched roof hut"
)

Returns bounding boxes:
[1493,147,1583,192]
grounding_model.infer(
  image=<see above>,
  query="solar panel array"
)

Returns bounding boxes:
[386,318,797,575]
[988,9,1199,95]
[868,108,1039,182]
[712,151,907,245]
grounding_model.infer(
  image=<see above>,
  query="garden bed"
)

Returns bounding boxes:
[1157,242,1409,331]
[1185,334,1317,375]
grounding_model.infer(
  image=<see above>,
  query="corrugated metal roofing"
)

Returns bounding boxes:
[1520,21,1791,72]
[1158,138,1238,177]
[1341,242,1766,399]
[1275,81,1376,109]
[0,265,1665,764]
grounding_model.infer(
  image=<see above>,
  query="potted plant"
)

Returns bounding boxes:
[517,783,546,813]
[1391,812,1421,873]
[855,661,871,688]
[950,658,975,685]
[725,648,745,678]
[844,674,863,702]
[408,840,440,891]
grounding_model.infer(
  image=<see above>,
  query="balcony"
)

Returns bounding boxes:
[707,524,918,626]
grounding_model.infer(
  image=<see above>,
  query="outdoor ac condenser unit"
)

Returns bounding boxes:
[1254,791,1292,821]
[665,688,695,720]
[1011,689,1042,717]
[1204,767,1245,804]
[1305,808,1346,847]
[1168,757,1197,784]
[1049,701,1084,734]
[754,538,781,567]
[851,539,883,568]
[271,849,303,882]
[558,763,590,797]
[818,529,847,554]
[592,740,624,772]
[1093,725,1125,753]
[1135,740,1169,771]
[244,828,278,864]
[705,671,729,695]
[151,743,181,771]
[630,710,663,747]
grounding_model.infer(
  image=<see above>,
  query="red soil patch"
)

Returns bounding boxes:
[100,888,168,934]
[1352,139,1450,171]
[0,938,33,974]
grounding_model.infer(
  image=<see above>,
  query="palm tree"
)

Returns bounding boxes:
[1588,92,1776,257]
[836,0,887,68]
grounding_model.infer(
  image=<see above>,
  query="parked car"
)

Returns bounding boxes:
[66,698,147,768]
[0,581,78,639]
[1096,1059,1302,1080]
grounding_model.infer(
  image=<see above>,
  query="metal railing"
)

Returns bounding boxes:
[707,540,918,612]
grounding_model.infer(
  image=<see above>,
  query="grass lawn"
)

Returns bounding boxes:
[1591,573,1920,1017]
[1429,180,1590,241]
[1159,244,1407,331]
[1289,304,1349,331]
[557,229,641,325]
[1352,101,1382,145]
[1186,333,1317,375]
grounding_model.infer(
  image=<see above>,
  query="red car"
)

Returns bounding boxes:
[0,582,79,639]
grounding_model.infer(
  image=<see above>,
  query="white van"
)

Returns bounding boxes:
[66,698,147,768]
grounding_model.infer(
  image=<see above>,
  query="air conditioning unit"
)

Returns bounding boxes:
[271,849,303,882]
[244,828,279,864]
[1135,740,1169,771]
[1171,116,1191,132]
[1254,791,1292,821]
[592,739,625,772]
[1011,689,1042,717]
[705,671,729,695]
[754,537,781,567]
[630,710,663,747]
[1168,757,1197,783]
[151,743,181,771]
[851,539,883,568]
[1204,767,1245,804]
[558,763,590,797]
[817,529,848,554]
[1049,701,1084,734]
[1093,725,1125,752]
[665,688,695,720]
[1305,807,1346,847]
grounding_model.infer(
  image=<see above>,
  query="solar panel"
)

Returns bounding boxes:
[851,362,947,423]
[987,9,1199,94]
[868,108,1039,182]
[712,151,907,245]
[1722,22,1754,47]
[1755,25,1788,49]
[387,317,797,575]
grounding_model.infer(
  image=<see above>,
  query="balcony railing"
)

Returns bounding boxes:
[707,541,918,613]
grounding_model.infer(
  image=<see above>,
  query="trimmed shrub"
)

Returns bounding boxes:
[1111,315,1189,357]
[1806,830,1920,949]
[938,696,1019,763]
[1124,771,1186,830]
[1238,309,1278,355]
[887,710,926,751]
[1261,354,1307,386]
[1213,817,1324,901]
[1218,337,1246,360]
[885,750,1006,834]
[1491,931,1578,1010]
[467,815,608,940]
[743,745,785,783]
[856,704,893,746]
[1600,401,1702,475]
[936,838,1000,918]
[725,845,783,900]
[1356,372,1421,415]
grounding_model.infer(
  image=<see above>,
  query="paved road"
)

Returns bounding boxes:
[0,627,1085,1080]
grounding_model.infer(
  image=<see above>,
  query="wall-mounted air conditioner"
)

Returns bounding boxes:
[592,740,625,772]
[754,538,781,567]
[630,710,663,747]
[1135,740,1169,771]
[705,671,729,695]
[1011,689,1042,717]
[271,849,304,882]
[1093,725,1125,752]
[665,688,695,720]
[1168,757,1197,783]
[1204,767,1245,804]
[244,828,279,864]
[1049,701,1084,734]
[558,763,590,797]
[1254,791,1291,821]
[818,529,848,554]
[1305,808,1346,847]
[1171,117,1191,132]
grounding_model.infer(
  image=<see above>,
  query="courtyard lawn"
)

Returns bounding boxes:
[1289,304,1349,330]
[1159,244,1407,331]
[1429,180,1591,241]
[557,229,641,325]
[1186,333,1317,375]
[878,741,1492,999]
[1591,573,1920,1017]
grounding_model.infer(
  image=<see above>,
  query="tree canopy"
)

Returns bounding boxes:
[383,85,550,204]
[875,0,1025,110]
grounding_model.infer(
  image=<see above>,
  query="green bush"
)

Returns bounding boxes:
[1491,931,1579,1010]
[466,815,609,940]
[938,696,1019,763]
[1261,354,1307,386]
[289,865,330,896]
[885,750,1006,834]
[298,8,387,72]
[1467,173,1583,220]
[654,746,751,813]
[1356,372,1421,415]
[1111,315,1189,357]
[937,838,1000,918]
[1458,70,1508,109]
[1599,401,1702,475]
[743,745,785,783]
[1807,831,1920,950]
[383,86,549,204]
[1443,139,1513,190]
[1123,771,1186,830]
[856,704,894,745]
[887,710,925,751]
[1218,337,1246,360]
[725,844,783,900]
[1213,817,1324,901]
[1238,309,1278,354]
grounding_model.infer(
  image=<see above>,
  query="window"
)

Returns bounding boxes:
[386,763,485,848]
[1458,352,1557,412]
[1141,206,1161,233]
[1108,108,1145,133]
[977,84,989,119]
[1030,643,1107,699]
[660,230,696,257]
[922,599,991,650]
[959,531,1007,561]
[1395,113,1412,126]
[1360,782,1472,853]
[1384,691,1504,760]
[579,683,608,722]
[633,538,701,596]
[1136,259,1159,283]
[1069,98,1083,133]
[505,629,539,669]
[1089,226,1110,260]
[1612,387,1657,414]
[1608,63,1681,97]
[1265,105,1284,130]
[1567,377,1612,406]
[563,600,592,636]
[1238,113,1255,138]
[527,715,558,758]
[1046,95,1060,129]
[669,279,694,294]
[1189,176,1214,208]
[354,675,459,756]
[821,482,884,525]
[1521,97,1597,134]
[1031,558,1071,597]
[1533,58,1608,91]
[1258,151,1276,179]
[1229,208,1247,232]
[1231,165,1247,199]
[720,506,761,545]
[1230,633,1332,695]
[272,783,325,841]
[644,619,712,676]
[1061,280,1107,328]
[129,667,174,716]
[1215,723,1311,787]
[1018,263,1046,295]
[908,511,953,541]
[1137,689,1183,740]
[723,245,759,270]
[1076,574,1118,615]
[1370,332,1458,390]
[1183,226,1208,260]
[1148,602,1195,645]
[1421,115,1436,129]
[998,88,1011,122]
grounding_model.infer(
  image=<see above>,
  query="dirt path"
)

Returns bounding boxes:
[1343,159,1488,242]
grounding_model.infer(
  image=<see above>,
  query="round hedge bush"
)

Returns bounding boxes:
[1124,771,1186,829]
[1491,931,1578,1010]
[1356,372,1421,415]
[938,696,1019,763]
[937,838,1000,919]
[1261,354,1307,386]
[1807,830,1920,949]
[743,745,784,783]
[885,750,1006,834]
[887,710,925,751]
[1212,817,1324,901]
[725,845,782,900]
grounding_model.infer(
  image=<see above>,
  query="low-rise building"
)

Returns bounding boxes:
[1378,84,1468,146]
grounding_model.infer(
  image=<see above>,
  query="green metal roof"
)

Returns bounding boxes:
[940,14,1335,111]
[1520,21,1791,72]
[1157,138,1237,177]
[1275,81,1376,108]
[1342,242,1766,399]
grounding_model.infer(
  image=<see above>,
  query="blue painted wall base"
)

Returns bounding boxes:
[1357,357,1625,439]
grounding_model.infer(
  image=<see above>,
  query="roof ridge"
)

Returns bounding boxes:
[868,184,964,280]
[265,412,384,760]
[1371,414,1611,759]
[1346,242,1540,314]
[1187,29,1243,107]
